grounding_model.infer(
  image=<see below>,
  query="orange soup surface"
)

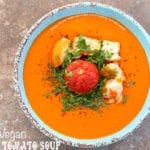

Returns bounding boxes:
[24,14,150,139]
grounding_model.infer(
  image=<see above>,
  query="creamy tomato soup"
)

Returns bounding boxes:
[24,14,150,138]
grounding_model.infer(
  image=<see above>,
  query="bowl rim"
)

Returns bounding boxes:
[14,2,150,148]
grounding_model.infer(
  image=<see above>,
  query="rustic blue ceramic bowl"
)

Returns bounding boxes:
[14,2,150,148]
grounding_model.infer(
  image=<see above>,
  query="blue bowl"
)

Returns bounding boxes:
[14,2,150,148]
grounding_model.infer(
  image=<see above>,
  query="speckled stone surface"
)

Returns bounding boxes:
[0,0,150,149]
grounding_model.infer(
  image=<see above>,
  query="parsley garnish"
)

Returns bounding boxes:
[48,62,107,111]
[77,36,89,50]
[45,90,51,98]
[47,45,110,111]
[126,80,136,88]
[62,77,106,111]
[122,95,128,105]
[86,50,112,69]
[45,36,122,111]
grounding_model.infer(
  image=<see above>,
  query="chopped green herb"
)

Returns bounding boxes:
[46,45,110,111]
[77,36,89,50]
[45,36,124,111]
[48,60,107,111]
[86,50,112,69]
[126,80,135,88]
[68,49,82,59]
[61,77,107,111]
[61,52,73,68]
[101,66,117,79]
[54,86,62,95]
[122,95,128,105]
[100,40,103,48]
[45,90,51,98]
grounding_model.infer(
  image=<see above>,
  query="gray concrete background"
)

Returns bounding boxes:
[0,0,150,149]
